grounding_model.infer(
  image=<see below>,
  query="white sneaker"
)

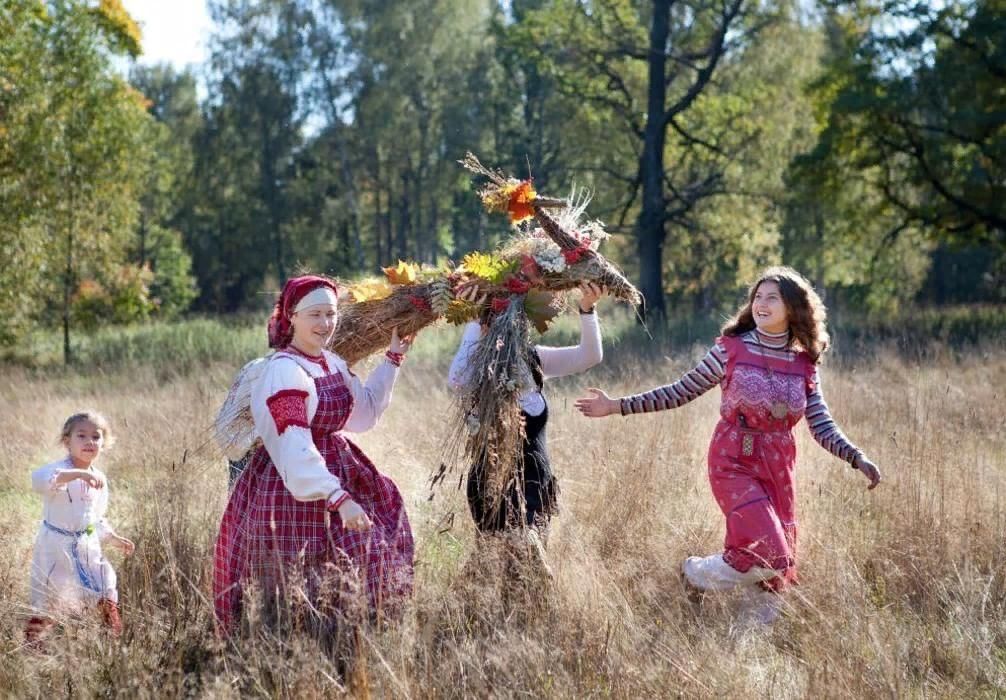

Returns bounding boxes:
[738,588,783,626]
[682,555,740,591]
[682,554,781,592]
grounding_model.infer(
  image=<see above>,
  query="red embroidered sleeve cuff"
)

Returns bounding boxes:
[265,389,310,435]
[326,489,350,512]
[385,351,404,367]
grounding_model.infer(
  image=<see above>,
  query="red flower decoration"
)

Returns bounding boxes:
[507,180,537,224]
[562,246,589,265]
[409,294,432,312]
[504,275,532,294]
[519,255,543,284]
[491,297,511,313]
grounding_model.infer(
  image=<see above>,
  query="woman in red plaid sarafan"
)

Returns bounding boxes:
[213,275,414,636]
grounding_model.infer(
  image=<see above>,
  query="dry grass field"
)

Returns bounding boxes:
[1,324,1005,698]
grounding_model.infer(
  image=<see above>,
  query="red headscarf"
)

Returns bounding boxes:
[267,275,339,349]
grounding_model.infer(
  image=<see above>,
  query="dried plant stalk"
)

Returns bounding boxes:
[533,208,642,306]
[329,286,440,365]
[444,299,532,518]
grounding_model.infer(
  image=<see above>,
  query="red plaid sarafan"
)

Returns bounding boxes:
[213,370,414,634]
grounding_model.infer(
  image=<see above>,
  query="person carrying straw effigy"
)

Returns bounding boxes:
[212,275,416,665]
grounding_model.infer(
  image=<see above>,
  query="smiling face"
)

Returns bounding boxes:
[289,303,338,355]
[64,419,104,468]
[751,280,789,334]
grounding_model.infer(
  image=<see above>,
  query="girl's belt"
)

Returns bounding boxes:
[42,520,103,593]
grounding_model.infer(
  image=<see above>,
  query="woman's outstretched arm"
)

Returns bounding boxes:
[576,341,728,417]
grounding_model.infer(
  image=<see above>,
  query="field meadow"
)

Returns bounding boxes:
[1,310,1005,698]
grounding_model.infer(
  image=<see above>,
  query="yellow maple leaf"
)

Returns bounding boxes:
[347,279,393,302]
[383,260,421,285]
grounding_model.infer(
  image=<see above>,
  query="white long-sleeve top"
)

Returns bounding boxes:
[447,313,603,416]
[30,457,120,609]
[31,457,116,541]
[251,348,399,503]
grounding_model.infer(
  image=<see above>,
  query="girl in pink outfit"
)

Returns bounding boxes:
[575,267,881,624]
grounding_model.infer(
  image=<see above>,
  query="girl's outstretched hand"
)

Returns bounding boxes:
[57,469,104,489]
[853,454,882,490]
[80,471,104,489]
[114,536,135,556]
[575,388,620,418]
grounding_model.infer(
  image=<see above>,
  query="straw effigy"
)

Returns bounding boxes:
[213,153,640,490]
[440,153,641,522]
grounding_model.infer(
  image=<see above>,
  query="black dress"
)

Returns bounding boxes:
[466,353,558,531]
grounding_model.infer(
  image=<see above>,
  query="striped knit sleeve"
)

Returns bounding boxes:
[620,341,728,415]
[805,367,862,464]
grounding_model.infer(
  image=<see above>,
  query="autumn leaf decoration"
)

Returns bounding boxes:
[460,152,547,226]
[461,252,516,284]
[445,298,482,325]
[508,181,537,224]
[383,260,422,285]
[523,289,561,334]
[347,279,393,302]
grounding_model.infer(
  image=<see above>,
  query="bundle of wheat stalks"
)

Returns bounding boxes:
[330,285,441,366]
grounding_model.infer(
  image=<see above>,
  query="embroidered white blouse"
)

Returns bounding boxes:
[251,349,399,504]
[31,457,116,539]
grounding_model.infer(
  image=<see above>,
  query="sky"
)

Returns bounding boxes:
[122,0,212,69]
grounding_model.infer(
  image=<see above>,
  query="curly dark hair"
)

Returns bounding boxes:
[721,266,830,363]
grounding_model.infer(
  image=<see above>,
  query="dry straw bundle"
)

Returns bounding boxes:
[441,153,641,520]
[330,284,441,366]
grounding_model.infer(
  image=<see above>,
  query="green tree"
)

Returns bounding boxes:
[1,0,153,360]
[785,0,1005,310]
[510,0,758,320]
[129,65,200,318]
[0,1,54,344]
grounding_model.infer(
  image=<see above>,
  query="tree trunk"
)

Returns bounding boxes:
[396,171,410,260]
[63,223,73,366]
[813,206,826,301]
[384,162,395,266]
[138,209,147,267]
[636,0,671,322]
[261,120,285,282]
[333,129,365,271]
[374,170,384,268]
[429,197,439,262]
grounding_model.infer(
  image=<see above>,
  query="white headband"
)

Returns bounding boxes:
[293,286,338,314]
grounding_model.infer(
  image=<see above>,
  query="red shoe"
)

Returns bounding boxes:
[97,599,123,636]
[24,616,54,652]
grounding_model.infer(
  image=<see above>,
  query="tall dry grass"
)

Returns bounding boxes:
[1,334,1005,697]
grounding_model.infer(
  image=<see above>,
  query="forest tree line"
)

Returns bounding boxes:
[2,0,1003,358]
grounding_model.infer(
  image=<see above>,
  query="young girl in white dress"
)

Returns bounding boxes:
[26,412,135,646]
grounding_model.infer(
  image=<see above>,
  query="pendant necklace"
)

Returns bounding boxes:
[755,330,790,420]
